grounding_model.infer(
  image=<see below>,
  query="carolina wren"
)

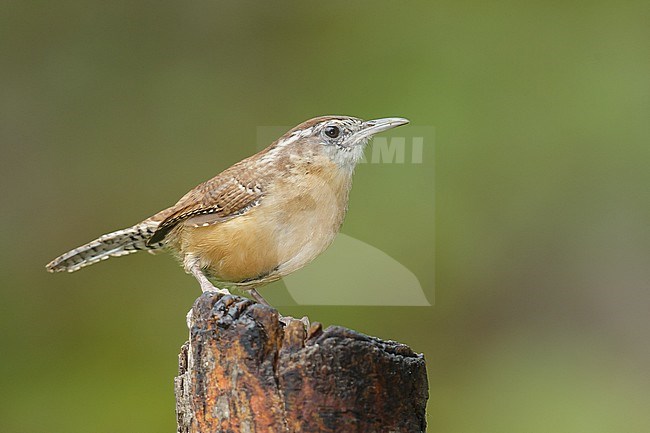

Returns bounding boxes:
[46,115,409,305]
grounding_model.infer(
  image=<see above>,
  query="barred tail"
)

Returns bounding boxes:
[46,222,164,273]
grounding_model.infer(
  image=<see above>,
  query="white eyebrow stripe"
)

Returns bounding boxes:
[260,127,313,163]
[296,126,313,138]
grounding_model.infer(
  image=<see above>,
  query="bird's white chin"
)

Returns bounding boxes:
[330,141,367,170]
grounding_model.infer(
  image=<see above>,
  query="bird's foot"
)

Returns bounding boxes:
[200,281,231,296]
[185,286,232,329]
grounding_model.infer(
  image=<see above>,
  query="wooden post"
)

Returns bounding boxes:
[175,292,428,433]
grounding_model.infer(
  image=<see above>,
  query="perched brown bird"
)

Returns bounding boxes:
[46,115,409,305]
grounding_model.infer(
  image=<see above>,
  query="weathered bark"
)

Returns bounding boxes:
[175,292,428,433]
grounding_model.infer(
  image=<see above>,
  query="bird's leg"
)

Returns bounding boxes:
[183,256,230,329]
[249,288,271,306]
[184,255,230,295]
[183,256,269,306]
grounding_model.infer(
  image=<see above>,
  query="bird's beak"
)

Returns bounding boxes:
[350,117,410,143]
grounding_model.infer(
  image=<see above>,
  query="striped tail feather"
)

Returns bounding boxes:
[46,222,164,273]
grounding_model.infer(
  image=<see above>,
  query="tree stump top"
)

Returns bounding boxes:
[175,292,428,433]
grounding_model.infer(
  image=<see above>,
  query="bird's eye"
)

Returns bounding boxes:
[324,125,340,139]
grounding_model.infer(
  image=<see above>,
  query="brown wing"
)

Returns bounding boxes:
[147,172,264,245]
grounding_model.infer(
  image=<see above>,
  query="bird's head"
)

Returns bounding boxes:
[266,115,409,171]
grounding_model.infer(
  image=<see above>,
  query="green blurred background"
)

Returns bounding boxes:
[1,1,649,432]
